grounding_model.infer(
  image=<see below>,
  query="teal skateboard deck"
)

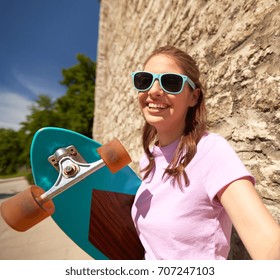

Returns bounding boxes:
[0,127,143,259]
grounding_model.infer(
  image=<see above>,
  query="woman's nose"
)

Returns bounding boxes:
[147,80,164,96]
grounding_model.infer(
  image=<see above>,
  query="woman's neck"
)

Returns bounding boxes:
[156,128,184,147]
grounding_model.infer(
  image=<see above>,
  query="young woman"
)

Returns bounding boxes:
[131,46,280,260]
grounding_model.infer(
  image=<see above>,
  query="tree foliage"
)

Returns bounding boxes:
[0,129,23,175]
[21,95,59,133]
[0,54,96,175]
[56,54,96,138]
[18,95,60,168]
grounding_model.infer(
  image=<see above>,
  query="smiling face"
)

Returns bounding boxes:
[138,54,198,146]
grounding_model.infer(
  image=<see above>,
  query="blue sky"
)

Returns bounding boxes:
[0,0,100,130]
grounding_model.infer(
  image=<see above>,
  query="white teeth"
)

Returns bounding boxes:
[148,103,168,109]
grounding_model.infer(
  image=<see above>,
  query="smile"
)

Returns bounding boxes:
[147,103,169,110]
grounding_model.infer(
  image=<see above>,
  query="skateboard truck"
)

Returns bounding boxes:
[0,138,132,232]
[39,145,106,204]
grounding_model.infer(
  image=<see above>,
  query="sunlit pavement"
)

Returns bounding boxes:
[0,177,92,260]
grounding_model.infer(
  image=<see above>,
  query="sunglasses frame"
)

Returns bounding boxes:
[131,71,196,94]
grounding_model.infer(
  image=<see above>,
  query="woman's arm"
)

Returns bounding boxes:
[217,177,280,259]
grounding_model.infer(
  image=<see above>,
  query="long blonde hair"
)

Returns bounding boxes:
[141,46,207,189]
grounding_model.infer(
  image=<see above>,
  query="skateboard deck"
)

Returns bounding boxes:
[1,127,143,260]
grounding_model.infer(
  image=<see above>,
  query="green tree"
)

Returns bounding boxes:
[21,95,59,134]
[0,54,96,175]
[56,54,95,137]
[0,129,22,175]
[19,95,60,168]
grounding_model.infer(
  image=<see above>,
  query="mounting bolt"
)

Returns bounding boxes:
[64,165,77,176]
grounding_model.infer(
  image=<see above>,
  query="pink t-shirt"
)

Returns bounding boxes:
[131,133,255,260]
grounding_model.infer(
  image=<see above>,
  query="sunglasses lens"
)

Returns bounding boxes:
[161,74,183,93]
[134,72,153,91]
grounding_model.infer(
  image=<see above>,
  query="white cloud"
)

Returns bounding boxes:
[0,70,65,131]
[0,92,33,131]
[14,71,64,99]
[0,69,65,130]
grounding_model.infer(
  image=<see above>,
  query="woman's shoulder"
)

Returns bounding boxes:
[198,132,230,151]
[194,132,239,165]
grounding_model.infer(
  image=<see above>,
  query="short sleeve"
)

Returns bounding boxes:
[200,135,255,204]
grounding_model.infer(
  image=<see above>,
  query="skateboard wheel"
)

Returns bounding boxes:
[0,185,55,232]
[97,138,132,173]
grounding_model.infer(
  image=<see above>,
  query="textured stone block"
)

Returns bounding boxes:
[94,0,280,259]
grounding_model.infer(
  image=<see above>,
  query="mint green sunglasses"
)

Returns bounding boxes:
[131,71,196,94]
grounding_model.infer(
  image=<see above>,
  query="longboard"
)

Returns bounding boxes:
[0,127,144,259]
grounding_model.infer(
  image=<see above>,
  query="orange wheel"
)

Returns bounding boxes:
[0,185,55,232]
[97,138,132,173]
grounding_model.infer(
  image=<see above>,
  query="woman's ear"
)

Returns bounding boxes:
[190,88,200,107]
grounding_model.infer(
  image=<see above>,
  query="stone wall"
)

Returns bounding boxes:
[93,0,280,259]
